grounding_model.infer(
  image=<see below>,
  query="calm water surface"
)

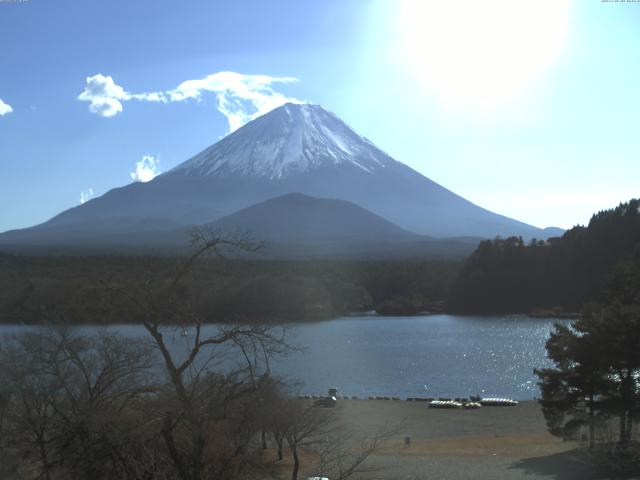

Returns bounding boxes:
[0,315,566,400]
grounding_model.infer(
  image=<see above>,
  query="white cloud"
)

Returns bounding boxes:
[0,98,13,116]
[130,155,160,182]
[77,74,128,118]
[77,74,167,118]
[168,71,300,132]
[77,71,302,132]
[79,188,94,204]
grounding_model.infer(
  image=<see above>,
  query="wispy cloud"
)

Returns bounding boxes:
[0,98,13,116]
[167,72,300,132]
[79,188,94,204]
[130,155,160,182]
[77,71,302,132]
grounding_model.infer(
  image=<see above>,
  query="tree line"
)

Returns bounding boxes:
[447,199,640,314]
[0,252,460,324]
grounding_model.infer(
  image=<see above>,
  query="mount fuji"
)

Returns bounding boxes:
[0,103,562,254]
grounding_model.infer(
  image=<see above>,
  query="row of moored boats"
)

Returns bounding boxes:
[428,397,518,409]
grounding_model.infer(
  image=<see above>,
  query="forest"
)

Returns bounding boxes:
[447,199,640,314]
[1,199,638,323]
[0,251,460,324]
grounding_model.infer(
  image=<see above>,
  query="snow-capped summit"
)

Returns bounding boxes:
[0,102,562,248]
[167,103,392,179]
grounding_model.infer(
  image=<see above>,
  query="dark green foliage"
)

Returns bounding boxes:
[448,199,640,314]
[535,322,609,444]
[0,256,460,324]
[535,248,640,448]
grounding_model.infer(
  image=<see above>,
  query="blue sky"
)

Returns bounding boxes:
[0,0,638,233]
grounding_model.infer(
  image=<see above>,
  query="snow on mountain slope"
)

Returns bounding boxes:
[168,103,390,179]
[0,102,563,246]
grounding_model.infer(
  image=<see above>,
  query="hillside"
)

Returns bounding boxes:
[447,198,640,314]
[212,193,417,241]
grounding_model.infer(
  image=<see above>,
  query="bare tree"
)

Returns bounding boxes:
[282,401,334,480]
[0,331,66,480]
[312,422,404,480]
[263,387,291,461]
[0,228,406,480]
[249,377,303,462]
[0,328,156,480]
[110,227,292,480]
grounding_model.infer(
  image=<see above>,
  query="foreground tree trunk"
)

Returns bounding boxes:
[588,392,595,449]
[619,370,634,446]
[37,439,53,480]
[277,436,284,461]
[291,444,300,480]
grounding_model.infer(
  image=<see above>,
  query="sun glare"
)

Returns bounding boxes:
[399,0,572,110]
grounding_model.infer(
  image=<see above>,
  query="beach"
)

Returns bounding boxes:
[268,399,607,480]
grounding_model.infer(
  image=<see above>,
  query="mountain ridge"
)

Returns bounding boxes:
[0,103,563,250]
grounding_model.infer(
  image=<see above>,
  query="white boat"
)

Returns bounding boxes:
[428,400,463,409]
[480,397,518,406]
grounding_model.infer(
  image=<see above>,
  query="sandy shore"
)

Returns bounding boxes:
[269,399,614,480]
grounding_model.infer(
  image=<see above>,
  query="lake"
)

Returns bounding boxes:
[0,315,567,400]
